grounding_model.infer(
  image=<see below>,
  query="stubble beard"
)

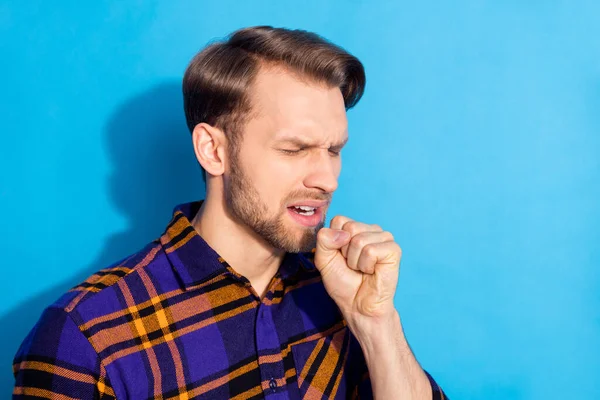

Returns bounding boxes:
[225,151,325,253]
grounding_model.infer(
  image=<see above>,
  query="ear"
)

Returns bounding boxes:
[191,123,227,178]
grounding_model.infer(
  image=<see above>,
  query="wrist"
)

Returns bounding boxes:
[351,311,432,399]
[349,310,406,354]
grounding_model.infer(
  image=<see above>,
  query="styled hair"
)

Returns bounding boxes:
[182,25,366,154]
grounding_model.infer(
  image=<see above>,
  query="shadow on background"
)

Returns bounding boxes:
[1,82,203,394]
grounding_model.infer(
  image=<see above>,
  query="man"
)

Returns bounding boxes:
[13,26,447,399]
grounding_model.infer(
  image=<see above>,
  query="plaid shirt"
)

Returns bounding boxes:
[13,201,447,399]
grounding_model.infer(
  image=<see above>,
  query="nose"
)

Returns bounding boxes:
[303,150,340,193]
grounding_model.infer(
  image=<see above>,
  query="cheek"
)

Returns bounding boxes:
[268,158,298,186]
[251,156,299,204]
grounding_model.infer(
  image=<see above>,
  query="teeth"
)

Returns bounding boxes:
[295,205,316,211]
[291,205,316,216]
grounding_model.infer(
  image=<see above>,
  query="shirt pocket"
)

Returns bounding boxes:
[290,327,354,399]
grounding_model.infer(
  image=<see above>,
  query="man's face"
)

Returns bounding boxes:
[224,66,348,253]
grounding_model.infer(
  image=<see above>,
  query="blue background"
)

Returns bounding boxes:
[1,1,599,398]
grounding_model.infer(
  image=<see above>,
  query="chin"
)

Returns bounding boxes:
[294,232,318,252]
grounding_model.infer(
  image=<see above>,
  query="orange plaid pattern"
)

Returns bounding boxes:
[13,201,447,399]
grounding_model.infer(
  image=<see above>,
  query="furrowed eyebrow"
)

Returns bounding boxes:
[276,138,311,147]
[330,137,348,150]
[276,136,348,150]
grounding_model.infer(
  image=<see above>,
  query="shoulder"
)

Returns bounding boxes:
[15,238,170,357]
[34,237,174,332]
[13,300,118,398]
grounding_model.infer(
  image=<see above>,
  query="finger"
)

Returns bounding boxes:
[329,215,353,231]
[330,216,353,258]
[338,220,384,258]
[346,231,395,272]
[330,216,382,235]
[314,228,352,272]
[357,241,402,275]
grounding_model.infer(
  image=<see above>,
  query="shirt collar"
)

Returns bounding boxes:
[159,200,316,291]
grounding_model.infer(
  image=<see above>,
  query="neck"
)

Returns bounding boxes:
[190,192,285,299]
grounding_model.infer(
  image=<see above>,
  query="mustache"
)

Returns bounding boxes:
[285,193,332,202]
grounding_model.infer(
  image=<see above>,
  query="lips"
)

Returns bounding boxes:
[287,200,329,209]
[286,199,330,227]
[287,205,324,227]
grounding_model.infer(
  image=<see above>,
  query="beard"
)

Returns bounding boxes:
[225,151,328,253]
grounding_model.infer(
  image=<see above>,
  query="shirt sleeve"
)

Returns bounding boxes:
[424,369,449,399]
[12,305,116,399]
[355,369,449,399]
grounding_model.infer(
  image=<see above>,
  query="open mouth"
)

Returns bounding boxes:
[287,205,322,227]
[289,205,317,216]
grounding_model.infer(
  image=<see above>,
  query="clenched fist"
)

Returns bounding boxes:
[314,215,402,331]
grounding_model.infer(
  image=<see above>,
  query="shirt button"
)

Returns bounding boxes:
[269,377,277,392]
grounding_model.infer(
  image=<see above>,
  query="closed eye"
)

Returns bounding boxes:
[280,149,303,155]
[280,148,341,156]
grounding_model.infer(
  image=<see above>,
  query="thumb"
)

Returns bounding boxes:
[314,228,351,270]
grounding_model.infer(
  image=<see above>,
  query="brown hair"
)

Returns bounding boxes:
[182,25,366,157]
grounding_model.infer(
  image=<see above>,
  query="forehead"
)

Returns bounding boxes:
[246,65,348,143]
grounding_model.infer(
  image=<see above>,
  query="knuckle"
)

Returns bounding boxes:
[396,243,403,255]
[364,243,378,258]
[342,220,358,233]
[383,231,395,242]
[351,234,368,249]
[331,215,344,226]
[345,221,369,236]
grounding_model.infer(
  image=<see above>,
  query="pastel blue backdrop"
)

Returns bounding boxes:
[1,1,598,398]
